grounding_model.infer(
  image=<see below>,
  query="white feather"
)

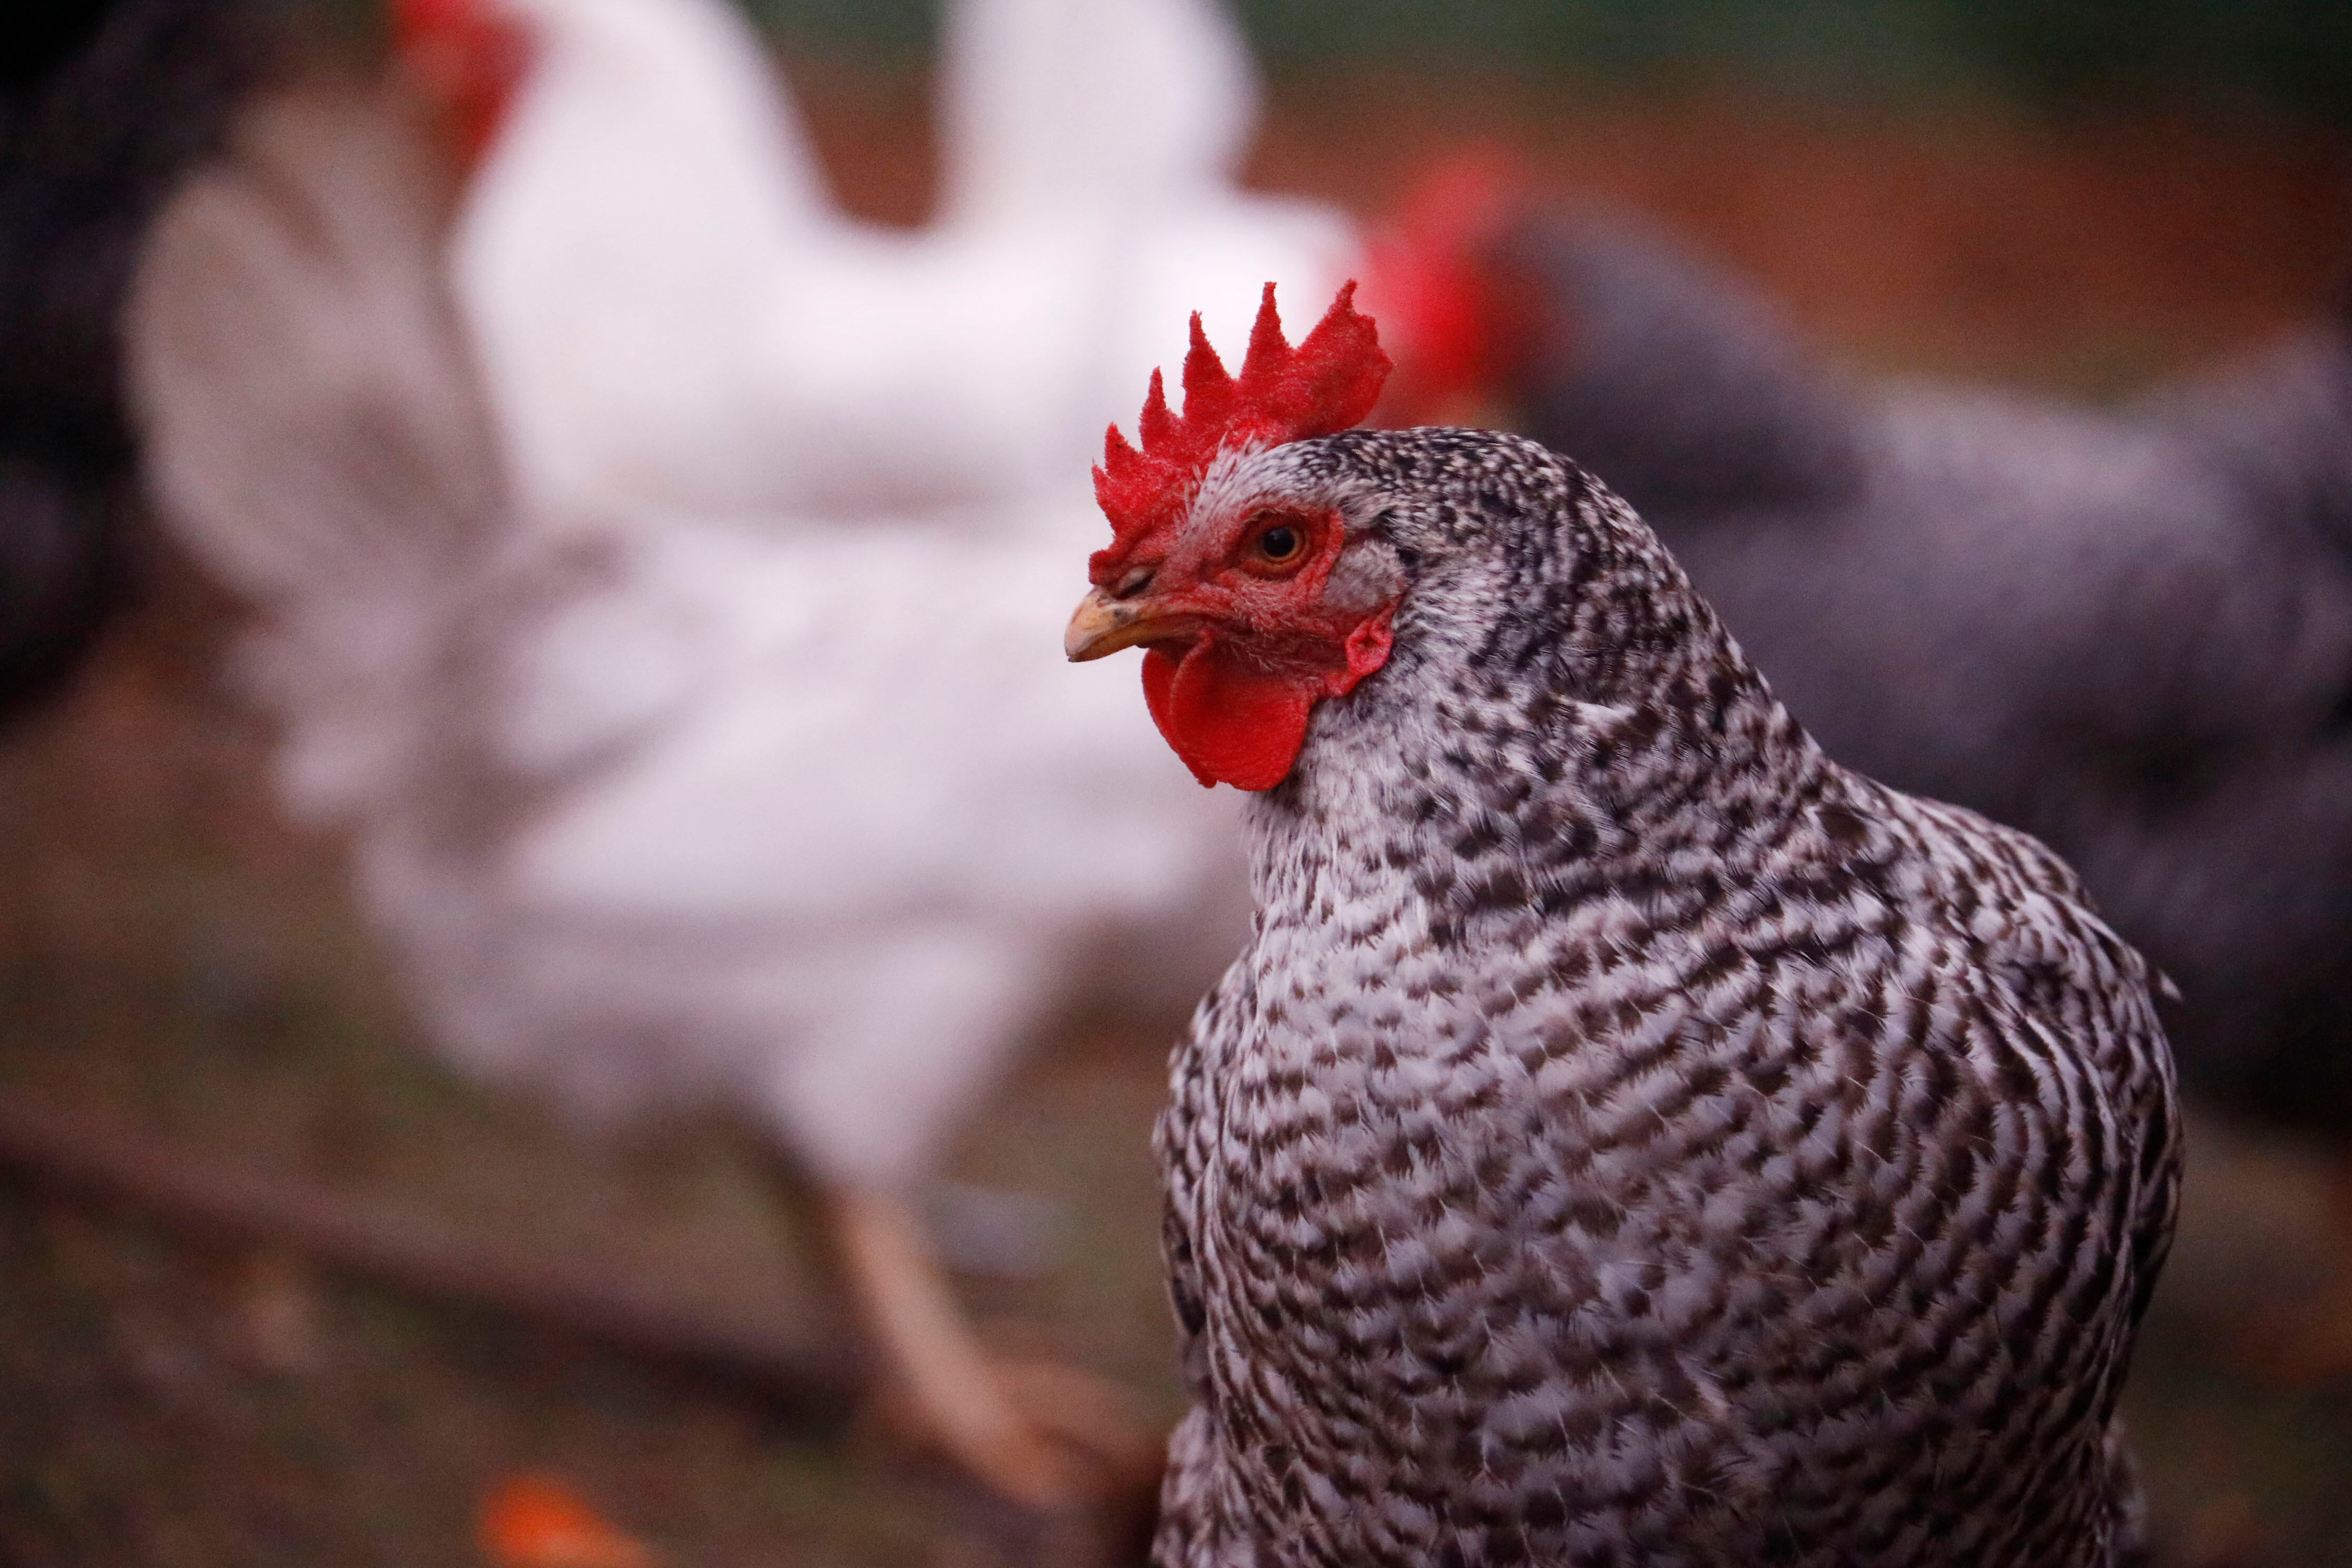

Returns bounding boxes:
[129,0,1353,1194]
[453,0,1357,526]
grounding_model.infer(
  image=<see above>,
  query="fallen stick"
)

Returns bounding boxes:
[0,1093,864,1421]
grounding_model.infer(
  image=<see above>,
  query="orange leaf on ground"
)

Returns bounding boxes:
[479,1474,656,1568]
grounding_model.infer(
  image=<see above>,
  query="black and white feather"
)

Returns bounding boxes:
[1495,216,2352,1134]
[1149,427,2179,1567]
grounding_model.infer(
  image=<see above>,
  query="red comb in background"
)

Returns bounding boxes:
[1359,151,1525,426]
[393,0,533,170]
[1093,282,1390,575]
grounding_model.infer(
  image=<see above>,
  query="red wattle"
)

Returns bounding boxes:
[1140,610,1396,791]
[1142,643,1318,792]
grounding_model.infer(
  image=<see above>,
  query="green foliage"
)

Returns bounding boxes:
[738,0,936,55]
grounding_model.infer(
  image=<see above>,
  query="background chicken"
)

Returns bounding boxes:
[1467,217,2352,1368]
[1065,288,2179,1567]
[0,0,271,717]
[400,0,1357,526]
[120,11,1340,1516]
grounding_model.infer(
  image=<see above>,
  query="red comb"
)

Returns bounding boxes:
[1092,282,1389,574]
[394,0,532,169]
[1360,151,1523,424]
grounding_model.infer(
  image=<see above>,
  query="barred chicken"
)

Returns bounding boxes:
[1483,219,2352,1369]
[1489,220,2352,1133]
[1064,287,2180,1565]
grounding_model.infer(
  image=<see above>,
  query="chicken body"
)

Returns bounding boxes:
[1083,428,2179,1565]
[1493,223,2352,1134]
[368,514,1242,1188]
[130,76,1244,1510]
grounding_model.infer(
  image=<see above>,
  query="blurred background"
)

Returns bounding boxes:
[6,0,2352,1564]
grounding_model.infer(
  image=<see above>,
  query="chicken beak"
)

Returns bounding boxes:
[1065,587,1184,662]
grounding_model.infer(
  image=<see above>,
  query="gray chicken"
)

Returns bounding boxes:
[1065,288,2180,1566]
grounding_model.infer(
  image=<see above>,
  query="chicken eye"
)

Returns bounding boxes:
[1236,511,1320,578]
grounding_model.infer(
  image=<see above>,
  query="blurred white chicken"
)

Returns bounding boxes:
[401,0,1357,522]
[129,0,1367,1516]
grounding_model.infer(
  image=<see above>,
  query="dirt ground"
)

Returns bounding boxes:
[6,60,2352,1568]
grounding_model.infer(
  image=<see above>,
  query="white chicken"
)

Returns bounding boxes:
[129,0,1367,1516]
[402,0,1358,523]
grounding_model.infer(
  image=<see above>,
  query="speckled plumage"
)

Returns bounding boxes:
[1488,218,2352,1133]
[1147,428,2179,1567]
